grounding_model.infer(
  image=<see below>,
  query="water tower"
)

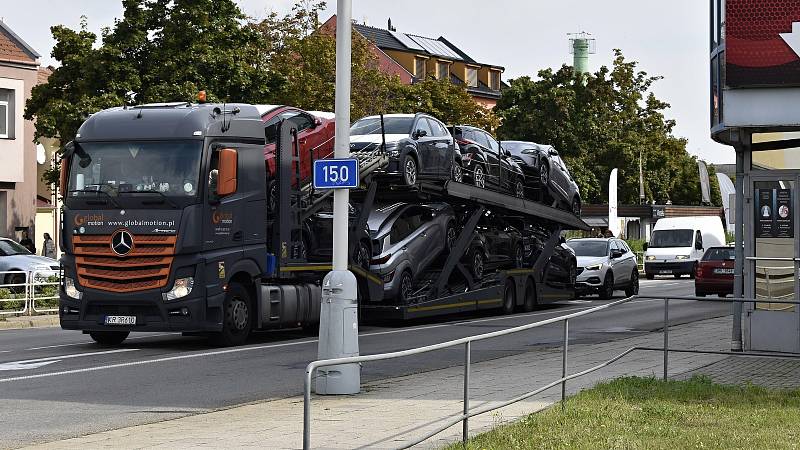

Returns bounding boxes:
[568,32,596,77]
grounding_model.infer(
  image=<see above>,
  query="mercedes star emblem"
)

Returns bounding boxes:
[111,230,133,256]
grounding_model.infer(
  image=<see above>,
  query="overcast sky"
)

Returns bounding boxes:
[1,0,733,164]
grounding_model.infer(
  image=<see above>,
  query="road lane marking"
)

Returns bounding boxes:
[25,333,177,351]
[0,349,139,371]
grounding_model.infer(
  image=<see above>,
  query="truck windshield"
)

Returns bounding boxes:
[650,229,694,248]
[567,240,608,257]
[66,141,202,208]
[350,117,413,136]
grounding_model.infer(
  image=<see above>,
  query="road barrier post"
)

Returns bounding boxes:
[462,341,471,447]
[562,319,569,409]
[663,298,669,380]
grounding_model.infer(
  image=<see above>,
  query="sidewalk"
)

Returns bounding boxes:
[0,314,59,330]
[27,316,734,450]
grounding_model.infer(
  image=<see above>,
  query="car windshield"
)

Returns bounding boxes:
[0,240,31,256]
[66,141,202,207]
[703,247,734,261]
[351,117,413,136]
[650,229,694,248]
[567,241,608,257]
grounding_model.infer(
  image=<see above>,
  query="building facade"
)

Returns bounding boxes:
[0,20,40,246]
[322,16,505,108]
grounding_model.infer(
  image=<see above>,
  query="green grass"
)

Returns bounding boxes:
[447,376,800,449]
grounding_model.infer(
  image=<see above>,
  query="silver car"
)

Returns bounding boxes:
[0,238,59,288]
[368,203,456,304]
[567,238,639,299]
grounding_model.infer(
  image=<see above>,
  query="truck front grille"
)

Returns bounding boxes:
[73,234,176,293]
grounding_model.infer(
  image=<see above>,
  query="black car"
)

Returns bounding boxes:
[461,211,526,279]
[299,205,372,270]
[350,114,462,186]
[501,141,582,214]
[453,126,525,198]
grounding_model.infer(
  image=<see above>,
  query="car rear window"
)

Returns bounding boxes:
[703,247,734,261]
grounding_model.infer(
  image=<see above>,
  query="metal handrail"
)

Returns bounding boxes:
[303,294,800,449]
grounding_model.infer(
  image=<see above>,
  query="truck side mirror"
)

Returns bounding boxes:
[59,158,69,196]
[695,240,704,251]
[217,148,238,197]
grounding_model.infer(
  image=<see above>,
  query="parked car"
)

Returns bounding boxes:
[260,105,336,211]
[350,114,461,186]
[567,238,639,299]
[368,203,456,303]
[452,126,525,198]
[501,141,582,214]
[462,211,526,279]
[644,216,726,279]
[0,238,60,289]
[694,246,734,297]
[299,205,372,270]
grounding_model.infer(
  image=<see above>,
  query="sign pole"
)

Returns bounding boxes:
[315,0,360,395]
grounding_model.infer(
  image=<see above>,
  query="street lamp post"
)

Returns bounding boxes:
[314,0,361,395]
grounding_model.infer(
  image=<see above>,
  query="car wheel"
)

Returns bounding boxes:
[354,241,371,270]
[523,279,537,312]
[210,283,252,346]
[452,160,463,183]
[514,179,525,198]
[445,222,457,251]
[571,197,581,215]
[89,331,129,346]
[473,164,486,188]
[502,279,516,315]
[5,272,26,294]
[646,273,655,280]
[599,273,614,300]
[470,250,485,280]
[514,245,524,268]
[398,271,414,304]
[625,270,639,297]
[402,155,417,186]
[540,161,549,186]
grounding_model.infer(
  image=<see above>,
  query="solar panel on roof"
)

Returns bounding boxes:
[389,31,425,51]
[407,35,463,61]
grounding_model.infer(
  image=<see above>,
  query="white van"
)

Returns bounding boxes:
[644,216,726,279]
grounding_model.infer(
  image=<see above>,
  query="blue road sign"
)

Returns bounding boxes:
[313,158,359,189]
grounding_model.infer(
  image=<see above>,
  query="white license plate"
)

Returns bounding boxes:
[105,315,136,326]
[714,268,734,275]
[659,270,672,274]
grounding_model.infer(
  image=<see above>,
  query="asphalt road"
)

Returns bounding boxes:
[0,278,731,448]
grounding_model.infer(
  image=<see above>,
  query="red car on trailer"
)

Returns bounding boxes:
[694,246,734,297]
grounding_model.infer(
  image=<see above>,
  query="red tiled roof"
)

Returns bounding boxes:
[0,26,36,64]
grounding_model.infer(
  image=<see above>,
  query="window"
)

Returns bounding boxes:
[390,207,423,243]
[485,134,500,154]
[489,70,500,90]
[415,57,426,78]
[472,130,490,148]
[466,67,478,87]
[0,89,13,139]
[414,117,432,137]
[428,119,448,137]
[436,61,449,80]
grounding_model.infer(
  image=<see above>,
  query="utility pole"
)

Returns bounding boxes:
[315,0,360,395]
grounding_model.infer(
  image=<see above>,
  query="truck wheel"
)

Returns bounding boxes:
[402,155,417,186]
[625,270,639,297]
[502,279,516,315]
[210,283,252,347]
[599,273,614,300]
[398,271,414,305]
[89,331,129,346]
[473,165,486,188]
[523,279,537,312]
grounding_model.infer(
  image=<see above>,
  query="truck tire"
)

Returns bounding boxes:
[502,279,516,315]
[523,278,537,312]
[625,270,639,297]
[599,273,614,300]
[210,283,252,347]
[90,331,129,346]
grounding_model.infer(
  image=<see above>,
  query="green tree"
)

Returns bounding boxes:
[496,50,720,206]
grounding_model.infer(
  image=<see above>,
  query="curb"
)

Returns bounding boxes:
[0,314,60,330]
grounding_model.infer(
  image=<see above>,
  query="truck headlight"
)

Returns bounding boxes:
[675,255,689,260]
[64,276,82,300]
[646,255,656,261]
[163,277,194,301]
[585,264,602,271]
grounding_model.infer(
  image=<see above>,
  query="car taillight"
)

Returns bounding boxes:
[695,264,704,278]
[371,253,392,265]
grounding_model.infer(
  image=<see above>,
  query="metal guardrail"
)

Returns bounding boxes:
[0,269,61,316]
[303,294,800,450]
